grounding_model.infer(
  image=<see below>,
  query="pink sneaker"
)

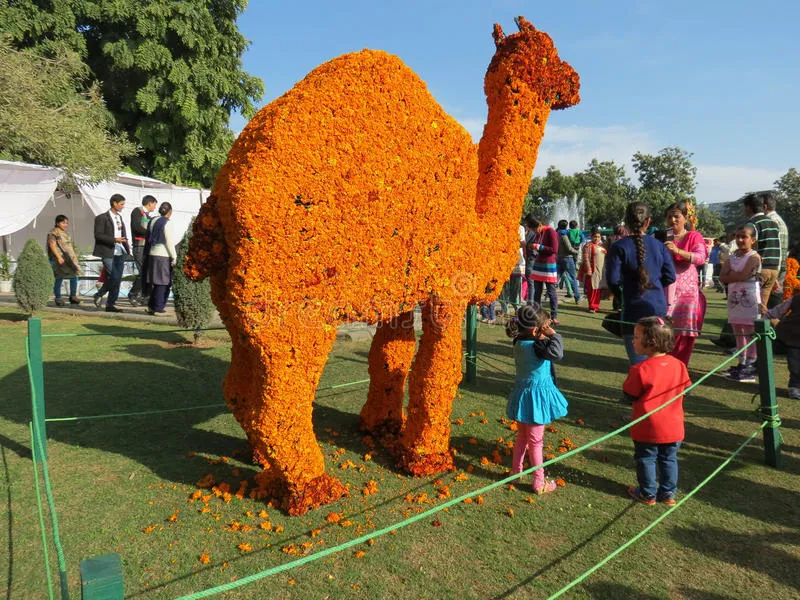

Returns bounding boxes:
[534,479,558,495]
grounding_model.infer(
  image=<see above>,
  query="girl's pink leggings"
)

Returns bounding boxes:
[512,422,545,488]
[732,323,757,364]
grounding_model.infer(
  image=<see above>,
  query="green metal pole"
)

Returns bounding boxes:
[28,317,47,461]
[465,306,477,383]
[754,319,781,468]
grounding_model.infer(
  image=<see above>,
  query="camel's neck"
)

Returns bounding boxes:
[474,86,551,222]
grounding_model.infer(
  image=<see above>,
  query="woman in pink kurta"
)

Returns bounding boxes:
[663,202,707,366]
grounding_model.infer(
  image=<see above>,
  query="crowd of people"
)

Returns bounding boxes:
[502,191,798,505]
[47,194,178,316]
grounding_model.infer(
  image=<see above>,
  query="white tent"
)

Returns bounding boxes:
[0,159,211,296]
[0,159,211,256]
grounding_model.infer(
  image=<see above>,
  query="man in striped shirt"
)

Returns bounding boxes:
[763,192,789,302]
[743,191,781,307]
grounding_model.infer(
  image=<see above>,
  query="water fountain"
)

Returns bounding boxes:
[547,193,586,229]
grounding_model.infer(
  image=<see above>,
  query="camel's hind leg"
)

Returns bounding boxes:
[228,319,346,515]
[399,301,463,475]
[360,310,416,435]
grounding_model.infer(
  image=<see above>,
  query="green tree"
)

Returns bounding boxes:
[632,146,698,223]
[1,0,264,187]
[523,166,577,218]
[13,239,54,315]
[574,159,635,228]
[775,167,800,245]
[694,204,725,239]
[173,220,215,344]
[0,37,135,186]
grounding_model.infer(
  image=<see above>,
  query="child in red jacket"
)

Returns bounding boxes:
[624,316,691,505]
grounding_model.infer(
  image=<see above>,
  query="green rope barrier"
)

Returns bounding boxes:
[546,422,767,600]
[41,327,228,338]
[45,403,225,423]
[44,379,370,422]
[26,340,70,600]
[29,422,55,600]
[174,340,757,599]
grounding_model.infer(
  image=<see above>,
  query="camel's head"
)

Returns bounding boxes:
[488,16,580,110]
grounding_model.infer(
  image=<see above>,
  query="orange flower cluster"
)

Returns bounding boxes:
[184,16,579,514]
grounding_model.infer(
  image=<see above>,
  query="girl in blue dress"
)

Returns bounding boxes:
[506,304,569,494]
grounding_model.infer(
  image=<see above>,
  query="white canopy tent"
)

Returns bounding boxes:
[0,159,211,297]
[0,159,211,258]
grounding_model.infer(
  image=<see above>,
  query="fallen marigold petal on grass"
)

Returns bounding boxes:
[353,550,366,558]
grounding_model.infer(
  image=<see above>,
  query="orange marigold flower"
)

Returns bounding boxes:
[353,550,366,559]
[237,543,253,553]
[453,472,469,482]
[507,508,515,517]
[325,512,342,523]
[479,418,488,424]
[556,478,566,487]
[310,528,322,537]
[476,496,485,505]
[199,554,211,564]
[362,480,379,496]
[508,422,518,431]
[463,497,474,504]
[259,521,272,531]
[142,525,157,534]
[196,474,215,489]
[577,418,585,425]
[167,513,178,522]
[480,456,491,466]
[258,510,269,518]
[454,418,464,426]
[544,453,556,461]
[547,425,558,433]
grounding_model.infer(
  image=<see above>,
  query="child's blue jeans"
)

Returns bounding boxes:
[633,441,680,499]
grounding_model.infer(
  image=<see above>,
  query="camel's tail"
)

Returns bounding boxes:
[183,194,228,282]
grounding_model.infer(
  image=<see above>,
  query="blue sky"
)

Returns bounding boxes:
[231,0,799,205]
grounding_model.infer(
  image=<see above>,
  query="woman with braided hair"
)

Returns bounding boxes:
[606,202,676,365]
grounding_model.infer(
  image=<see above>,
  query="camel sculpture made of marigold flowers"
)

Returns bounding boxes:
[184,17,580,515]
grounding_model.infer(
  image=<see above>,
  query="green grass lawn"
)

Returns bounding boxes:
[1,294,798,599]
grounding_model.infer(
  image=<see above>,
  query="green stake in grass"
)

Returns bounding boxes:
[465,305,477,383]
[755,319,781,468]
[28,317,47,460]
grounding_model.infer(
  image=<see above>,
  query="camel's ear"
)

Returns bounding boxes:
[492,23,505,48]
[514,16,535,32]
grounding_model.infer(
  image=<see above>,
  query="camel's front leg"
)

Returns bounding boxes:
[400,301,463,475]
[360,310,416,435]
[231,318,346,515]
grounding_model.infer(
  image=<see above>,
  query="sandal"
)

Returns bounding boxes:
[533,479,558,495]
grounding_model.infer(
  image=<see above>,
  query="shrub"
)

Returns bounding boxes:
[173,219,215,343]
[13,239,54,314]
[0,253,11,279]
